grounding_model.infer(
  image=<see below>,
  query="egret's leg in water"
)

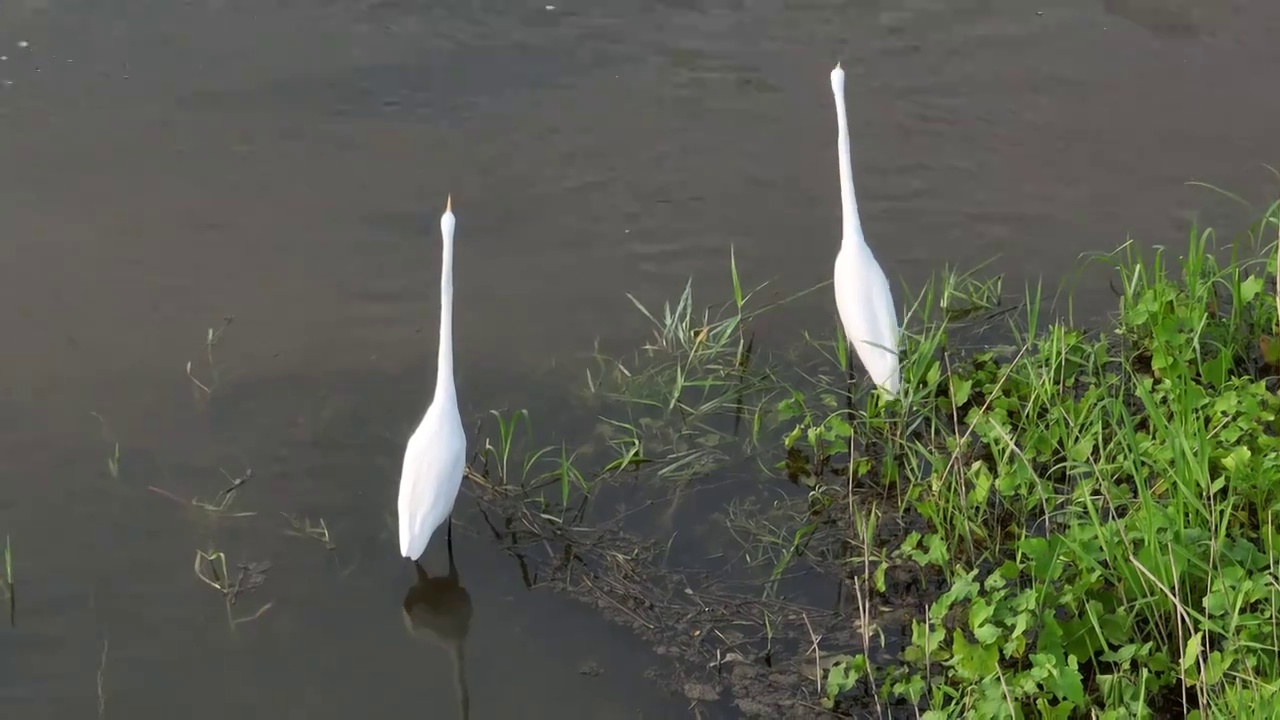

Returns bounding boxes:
[846,364,856,415]
[446,523,458,579]
[447,516,454,559]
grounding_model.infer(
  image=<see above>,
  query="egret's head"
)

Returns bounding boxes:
[830,61,845,98]
[441,194,456,242]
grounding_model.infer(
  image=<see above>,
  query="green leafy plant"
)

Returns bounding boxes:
[467,195,1280,719]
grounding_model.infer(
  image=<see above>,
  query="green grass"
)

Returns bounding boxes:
[2,535,11,628]
[806,203,1280,719]
[2,534,11,592]
[186,316,234,398]
[89,412,120,479]
[778,202,1280,718]
[193,549,274,628]
[469,197,1280,717]
[281,514,336,551]
[147,467,256,517]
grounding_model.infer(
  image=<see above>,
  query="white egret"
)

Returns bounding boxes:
[830,62,901,397]
[398,195,467,562]
[402,552,472,719]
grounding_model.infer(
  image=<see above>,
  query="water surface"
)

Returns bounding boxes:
[2,0,1278,716]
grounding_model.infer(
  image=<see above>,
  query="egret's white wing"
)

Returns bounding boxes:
[397,404,466,559]
[860,260,900,395]
[834,250,901,396]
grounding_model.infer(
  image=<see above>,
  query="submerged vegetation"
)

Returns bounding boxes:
[469,199,1280,718]
[2,534,13,627]
[193,548,274,628]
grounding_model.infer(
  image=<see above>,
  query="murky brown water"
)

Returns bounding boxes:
[2,0,1278,717]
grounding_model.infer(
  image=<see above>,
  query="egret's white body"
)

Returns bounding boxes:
[830,63,901,397]
[398,195,467,561]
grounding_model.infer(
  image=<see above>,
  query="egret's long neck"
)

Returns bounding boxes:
[833,81,867,252]
[435,223,456,401]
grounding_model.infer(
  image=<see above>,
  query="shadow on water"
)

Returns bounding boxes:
[403,556,472,720]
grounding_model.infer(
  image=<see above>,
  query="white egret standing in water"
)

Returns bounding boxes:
[398,195,467,563]
[830,62,901,397]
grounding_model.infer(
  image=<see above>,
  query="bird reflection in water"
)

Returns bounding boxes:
[402,552,472,720]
